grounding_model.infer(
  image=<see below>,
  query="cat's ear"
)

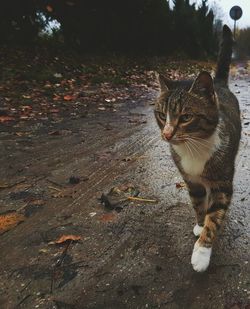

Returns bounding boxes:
[156,72,170,93]
[189,71,214,97]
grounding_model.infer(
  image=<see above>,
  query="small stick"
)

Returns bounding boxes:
[46,179,64,187]
[127,196,158,203]
[48,186,62,192]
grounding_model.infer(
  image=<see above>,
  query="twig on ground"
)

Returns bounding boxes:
[50,240,72,294]
[48,186,62,192]
[127,196,158,203]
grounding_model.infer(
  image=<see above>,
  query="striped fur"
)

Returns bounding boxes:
[154,26,241,272]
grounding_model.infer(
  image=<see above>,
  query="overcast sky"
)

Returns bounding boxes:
[212,0,250,28]
[170,0,250,28]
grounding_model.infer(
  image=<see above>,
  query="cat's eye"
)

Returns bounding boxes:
[180,114,193,123]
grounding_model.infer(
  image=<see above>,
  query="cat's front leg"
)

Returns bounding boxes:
[186,181,207,236]
[191,182,232,272]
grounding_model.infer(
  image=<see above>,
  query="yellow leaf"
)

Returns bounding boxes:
[49,234,82,245]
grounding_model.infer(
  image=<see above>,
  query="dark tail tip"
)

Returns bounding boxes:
[223,25,232,36]
[222,25,233,42]
[215,25,233,85]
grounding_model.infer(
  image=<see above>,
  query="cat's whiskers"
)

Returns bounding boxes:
[182,135,214,146]
[188,138,212,150]
[189,137,225,164]
[186,139,203,158]
[184,141,194,160]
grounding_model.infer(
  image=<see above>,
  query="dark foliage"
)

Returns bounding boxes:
[0,0,219,57]
[236,28,250,58]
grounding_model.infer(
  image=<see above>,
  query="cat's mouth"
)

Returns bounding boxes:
[161,134,186,145]
[170,139,185,145]
[161,134,185,145]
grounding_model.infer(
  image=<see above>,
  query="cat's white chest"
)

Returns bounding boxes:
[174,146,209,175]
[172,132,220,176]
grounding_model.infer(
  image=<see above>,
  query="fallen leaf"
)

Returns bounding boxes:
[0,212,26,235]
[0,116,15,123]
[63,95,74,101]
[128,118,147,124]
[175,182,186,189]
[27,199,45,206]
[99,213,117,222]
[39,248,49,253]
[53,95,61,101]
[15,132,25,137]
[20,115,29,120]
[49,234,82,245]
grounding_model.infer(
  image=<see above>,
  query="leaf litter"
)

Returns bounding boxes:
[0,211,26,235]
[49,234,82,245]
[101,184,157,212]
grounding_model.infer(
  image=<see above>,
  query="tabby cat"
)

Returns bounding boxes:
[154,25,241,272]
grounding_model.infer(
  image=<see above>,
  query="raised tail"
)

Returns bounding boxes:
[215,25,234,85]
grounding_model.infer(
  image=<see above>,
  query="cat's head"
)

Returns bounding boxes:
[154,71,219,144]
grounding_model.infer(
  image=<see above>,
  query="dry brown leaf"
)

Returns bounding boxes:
[63,95,74,101]
[0,212,25,235]
[28,199,45,206]
[0,116,15,123]
[15,132,25,137]
[99,213,117,223]
[49,234,82,245]
[53,95,61,101]
[175,182,186,189]
[20,115,29,120]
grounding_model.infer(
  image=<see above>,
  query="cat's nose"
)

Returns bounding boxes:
[163,124,174,140]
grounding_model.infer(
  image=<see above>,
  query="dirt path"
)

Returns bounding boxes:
[0,65,249,309]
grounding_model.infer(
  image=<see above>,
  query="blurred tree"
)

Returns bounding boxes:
[0,0,44,44]
[0,0,220,57]
[236,28,250,58]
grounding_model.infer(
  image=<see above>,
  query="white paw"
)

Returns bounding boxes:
[193,224,203,237]
[191,242,212,272]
